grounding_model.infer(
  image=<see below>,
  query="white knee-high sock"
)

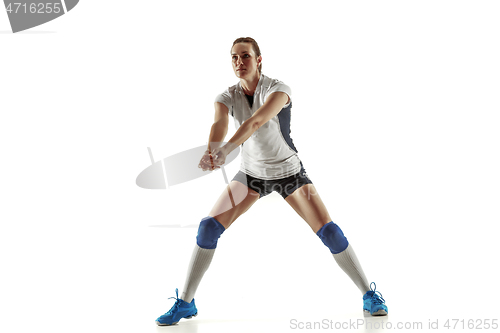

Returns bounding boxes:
[333,244,370,295]
[180,244,215,303]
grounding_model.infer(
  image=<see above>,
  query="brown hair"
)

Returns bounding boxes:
[232,37,262,73]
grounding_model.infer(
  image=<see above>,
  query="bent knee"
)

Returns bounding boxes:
[196,216,226,249]
[316,222,349,254]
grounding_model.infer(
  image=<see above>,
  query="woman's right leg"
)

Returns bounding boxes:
[180,180,260,302]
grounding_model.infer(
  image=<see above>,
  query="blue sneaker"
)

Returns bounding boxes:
[156,288,198,326]
[363,282,388,316]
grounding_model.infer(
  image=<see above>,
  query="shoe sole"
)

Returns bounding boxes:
[364,309,388,316]
[156,312,198,326]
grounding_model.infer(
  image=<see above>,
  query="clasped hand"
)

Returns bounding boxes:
[198,146,227,171]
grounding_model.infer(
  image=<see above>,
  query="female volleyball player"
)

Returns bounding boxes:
[156,37,388,326]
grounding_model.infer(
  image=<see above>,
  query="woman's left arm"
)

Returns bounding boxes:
[209,92,289,166]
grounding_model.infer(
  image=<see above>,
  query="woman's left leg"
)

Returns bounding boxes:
[284,184,370,295]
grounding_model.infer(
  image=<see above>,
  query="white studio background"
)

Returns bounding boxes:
[1,1,499,333]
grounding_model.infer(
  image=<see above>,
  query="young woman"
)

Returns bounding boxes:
[156,37,388,326]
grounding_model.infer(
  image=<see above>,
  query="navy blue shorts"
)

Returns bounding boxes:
[231,162,313,199]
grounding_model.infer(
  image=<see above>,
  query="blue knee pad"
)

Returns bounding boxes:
[196,216,226,249]
[316,222,349,254]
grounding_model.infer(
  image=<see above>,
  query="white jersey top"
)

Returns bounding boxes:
[215,74,302,180]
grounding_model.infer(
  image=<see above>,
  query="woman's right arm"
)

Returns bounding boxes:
[208,102,229,150]
[198,102,229,171]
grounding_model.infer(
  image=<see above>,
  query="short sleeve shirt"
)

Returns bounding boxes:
[215,74,302,180]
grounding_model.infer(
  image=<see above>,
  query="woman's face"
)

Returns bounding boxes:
[231,43,261,79]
